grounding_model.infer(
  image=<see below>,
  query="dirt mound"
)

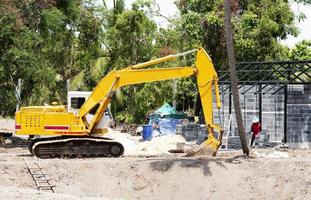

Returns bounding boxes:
[1,145,310,200]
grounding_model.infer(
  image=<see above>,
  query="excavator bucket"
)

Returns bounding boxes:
[185,48,224,157]
[186,127,224,157]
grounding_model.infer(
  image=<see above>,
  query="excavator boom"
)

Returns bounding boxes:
[79,67,197,132]
[15,47,223,158]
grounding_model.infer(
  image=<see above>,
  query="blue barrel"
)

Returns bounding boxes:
[142,125,153,141]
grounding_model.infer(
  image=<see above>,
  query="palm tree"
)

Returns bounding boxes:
[224,0,249,156]
[70,0,126,90]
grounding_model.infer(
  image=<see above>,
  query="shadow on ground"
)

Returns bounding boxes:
[225,155,254,164]
[148,157,227,176]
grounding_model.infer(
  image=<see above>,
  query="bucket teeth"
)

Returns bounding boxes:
[185,134,221,157]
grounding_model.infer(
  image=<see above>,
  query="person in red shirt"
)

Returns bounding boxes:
[251,117,261,147]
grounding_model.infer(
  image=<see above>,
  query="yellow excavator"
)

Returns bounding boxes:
[15,47,223,158]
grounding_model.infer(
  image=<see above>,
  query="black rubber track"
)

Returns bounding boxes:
[29,136,124,159]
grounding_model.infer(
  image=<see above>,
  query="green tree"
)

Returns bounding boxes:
[289,40,311,60]
[235,0,297,61]
[96,2,168,123]
[289,40,311,82]
[0,0,103,116]
[0,1,56,116]
[176,0,299,64]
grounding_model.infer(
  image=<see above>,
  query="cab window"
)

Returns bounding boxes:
[71,97,85,109]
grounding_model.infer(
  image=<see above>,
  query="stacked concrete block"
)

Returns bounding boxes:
[176,124,209,144]
[176,124,199,141]
[226,136,251,149]
[227,136,241,149]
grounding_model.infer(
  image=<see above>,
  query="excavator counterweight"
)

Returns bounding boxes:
[15,48,223,158]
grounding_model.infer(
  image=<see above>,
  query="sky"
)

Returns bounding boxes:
[280,2,311,47]
[102,0,311,48]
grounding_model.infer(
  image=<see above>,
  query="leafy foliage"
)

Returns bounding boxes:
[289,40,311,60]
[0,0,103,116]
[289,40,311,82]
[103,3,165,123]
[176,0,298,64]
[1,0,310,123]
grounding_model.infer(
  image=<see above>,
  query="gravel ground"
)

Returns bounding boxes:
[1,119,311,200]
[0,143,310,200]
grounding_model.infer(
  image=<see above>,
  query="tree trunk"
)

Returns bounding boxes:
[172,79,177,109]
[223,0,249,156]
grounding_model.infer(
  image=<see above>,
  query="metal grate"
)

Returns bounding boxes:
[218,60,311,94]
[25,115,41,130]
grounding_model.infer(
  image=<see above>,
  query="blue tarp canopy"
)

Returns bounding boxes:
[150,103,187,119]
[148,103,187,135]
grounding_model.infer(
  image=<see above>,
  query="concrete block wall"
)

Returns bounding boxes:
[214,84,310,148]
[287,85,311,148]
[176,84,310,148]
[215,85,284,142]
[261,91,284,142]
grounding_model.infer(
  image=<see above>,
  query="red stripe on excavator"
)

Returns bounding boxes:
[44,125,69,130]
[54,131,86,135]
[15,124,21,129]
[64,132,86,134]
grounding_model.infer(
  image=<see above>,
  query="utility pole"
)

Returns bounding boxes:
[224,0,249,156]
[66,79,70,93]
[172,79,177,109]
[16,78,22,112]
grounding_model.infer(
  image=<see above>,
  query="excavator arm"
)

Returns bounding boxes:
[79,47,223,155]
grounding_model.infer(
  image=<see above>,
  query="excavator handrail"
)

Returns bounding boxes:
[129,49,198,70]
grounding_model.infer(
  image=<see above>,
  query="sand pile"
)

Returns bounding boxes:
[105,129,186,156]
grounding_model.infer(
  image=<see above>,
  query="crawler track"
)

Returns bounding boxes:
[29,136,124,159]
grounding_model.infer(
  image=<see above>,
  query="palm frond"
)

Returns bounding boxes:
[70,69,86,90]
[90,57,109,80]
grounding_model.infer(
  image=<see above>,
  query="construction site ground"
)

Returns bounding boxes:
[0,136,310,200]
[1,119,311,200]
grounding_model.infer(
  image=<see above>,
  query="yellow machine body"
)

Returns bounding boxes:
[15,106,87,136]
[15,48,223,155]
